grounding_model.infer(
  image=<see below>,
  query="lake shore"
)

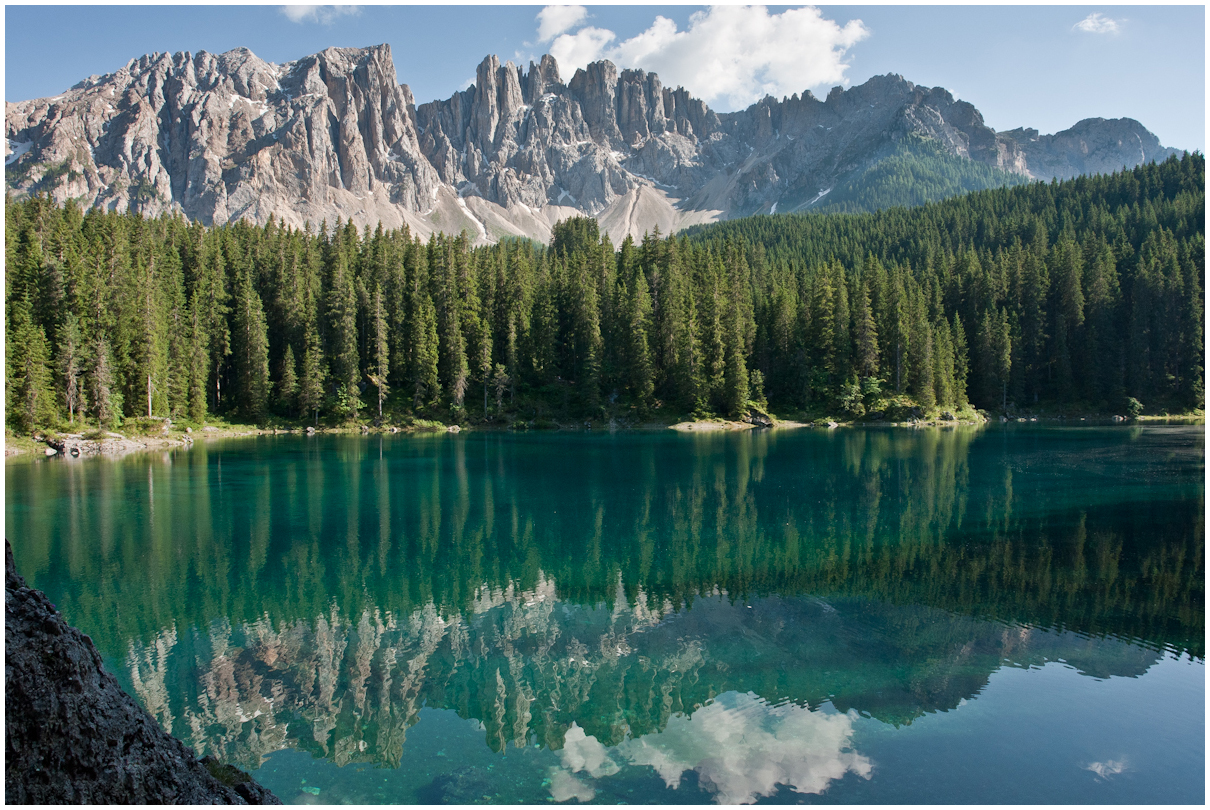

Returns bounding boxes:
[5,409,1202,460]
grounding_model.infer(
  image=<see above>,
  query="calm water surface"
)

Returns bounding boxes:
[6,425,1204,804]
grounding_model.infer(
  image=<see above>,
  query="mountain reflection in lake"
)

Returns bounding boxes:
[7,426,1204,803]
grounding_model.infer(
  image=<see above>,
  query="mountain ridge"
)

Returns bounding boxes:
[5,43,1181,243]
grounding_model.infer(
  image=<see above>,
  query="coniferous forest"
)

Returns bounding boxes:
[4,153,1204,434]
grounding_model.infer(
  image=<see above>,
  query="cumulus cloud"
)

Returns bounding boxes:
[543,5,869,111]
[547,768,596,802]
[1073,13,1121,34]
[547,692,872,805]
[560,723,622,778]
[280,5,360,25]
[537,5,589,42]
[545,723,619,802]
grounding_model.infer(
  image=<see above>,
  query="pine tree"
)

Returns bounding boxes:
[3,154,1203,429]
[722,297,750,416]
[528,265,558,387]
[625,271,655,411]
[325,248,361,417]
[908,285,935,409]
[232,268,272,419]
[6,297,54,432]
[371,286,390,420]
[56,311,86,424]
[832,263,852,385]
[196,238,230,413]
[186,302,209,423]
[90,334,121,429]
[412,292,441,409]
[299,334,326,425]
[977,307,1012,411]
[491,363,510,412]
[952,314,969,408]
[1050,239,1084,401]
[853,278,880,380]
[432,236,469,411]
[701,257,727,408]
[278,344,299,416]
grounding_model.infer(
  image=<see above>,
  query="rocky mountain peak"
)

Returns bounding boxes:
[6,43,1182,245]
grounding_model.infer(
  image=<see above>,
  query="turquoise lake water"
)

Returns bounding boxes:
[6,425,1204,803]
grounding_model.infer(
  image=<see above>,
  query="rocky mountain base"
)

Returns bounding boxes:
[4,540,281,804]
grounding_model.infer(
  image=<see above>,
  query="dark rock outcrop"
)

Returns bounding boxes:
[5,540,280,804]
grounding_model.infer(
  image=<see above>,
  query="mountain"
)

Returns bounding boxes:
[5,44,1182,243]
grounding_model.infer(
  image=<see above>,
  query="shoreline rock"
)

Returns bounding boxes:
[5,540,280,804]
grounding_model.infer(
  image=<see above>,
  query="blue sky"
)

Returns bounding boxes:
[5,5,1204,151]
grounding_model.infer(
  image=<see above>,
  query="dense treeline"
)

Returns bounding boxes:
[689,151,1204,413]
[4,200,757,429]
[4,153,1203,432]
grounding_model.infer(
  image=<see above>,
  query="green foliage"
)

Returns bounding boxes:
[6,296,55,432]
[1124,397,1144,418]
[3,153,1203,434]
[689,153,1204,414]
[808,135,1030,214]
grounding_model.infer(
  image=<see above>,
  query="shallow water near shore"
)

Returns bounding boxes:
[7,424,1204,804]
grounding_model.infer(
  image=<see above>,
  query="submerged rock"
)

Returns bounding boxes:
[5,540,281,804]
[417,766,497,805]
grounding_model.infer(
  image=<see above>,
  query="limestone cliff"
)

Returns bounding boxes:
[5,45,1182,244]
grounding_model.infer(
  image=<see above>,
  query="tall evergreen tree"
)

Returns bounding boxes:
[56,311,86,423]
[371,286,390,419]
[232,268,272,419]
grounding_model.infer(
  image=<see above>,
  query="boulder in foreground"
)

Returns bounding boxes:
[5,540,280,804]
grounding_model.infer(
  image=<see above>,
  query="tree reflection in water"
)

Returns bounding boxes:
[7,425,1203,802]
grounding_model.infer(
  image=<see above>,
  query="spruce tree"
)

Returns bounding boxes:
[625,271,655,411]
[56,311,85,424]
[278,344,299,416]
[722,298,750,416]
[6,297,54,432]
[371,286,391,419]
[325,248,361,417]
[299,333,326,425]
[232,268,272,420]
[853,278,880,380]
[90,334,121,429]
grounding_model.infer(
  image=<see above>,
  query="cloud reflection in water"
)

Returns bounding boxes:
[551,692,872,804]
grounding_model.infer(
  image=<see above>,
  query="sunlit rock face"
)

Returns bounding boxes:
[5,46,440,233]
[6,45,1180,244]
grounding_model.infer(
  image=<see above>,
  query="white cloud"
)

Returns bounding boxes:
[280,5,360,25]
[1085,758,1127,779]
[546,692,872,805]
[1073,13,1121,35]
[544,6,869,111]
[537,5,589,43]
[560,723,622,778]
[547,767,596,802]
[549,26,617,72]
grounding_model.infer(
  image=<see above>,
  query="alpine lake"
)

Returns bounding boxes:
[6,423,1204,804]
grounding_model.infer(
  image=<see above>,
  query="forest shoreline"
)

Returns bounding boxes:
[9,409,1201,461]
